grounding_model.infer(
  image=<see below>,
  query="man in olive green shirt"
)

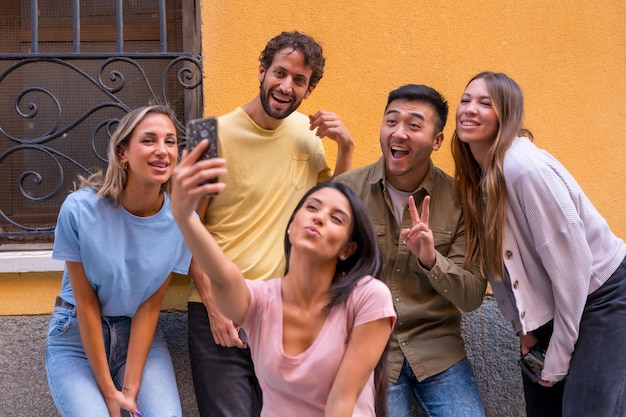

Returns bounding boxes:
[334,84,487,417]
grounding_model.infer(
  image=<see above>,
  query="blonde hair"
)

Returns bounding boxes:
[77,105,180,205]
[451,72,532,280]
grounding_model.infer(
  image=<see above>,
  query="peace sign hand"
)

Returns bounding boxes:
[400,195,436,270]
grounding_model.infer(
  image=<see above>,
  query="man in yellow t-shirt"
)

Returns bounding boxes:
[187,31,354,417]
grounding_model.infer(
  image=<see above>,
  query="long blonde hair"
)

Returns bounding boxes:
[451,72,532,280]
[77,105,180,205]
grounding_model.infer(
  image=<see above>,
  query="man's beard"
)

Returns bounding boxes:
[259,81,303,120]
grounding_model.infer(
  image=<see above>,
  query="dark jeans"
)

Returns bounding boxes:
[523,256,626,417]
[187,302,262,417]
[521,321,565,417]
[562,256,626,417]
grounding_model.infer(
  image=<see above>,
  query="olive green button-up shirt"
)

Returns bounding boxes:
[334,157,487,382]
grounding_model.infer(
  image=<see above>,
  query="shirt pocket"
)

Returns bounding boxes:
[432,228,453,256]
[373,222,387,252]
[291,152,311,189]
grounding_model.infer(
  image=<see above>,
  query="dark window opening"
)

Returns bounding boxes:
[0,0,202,244]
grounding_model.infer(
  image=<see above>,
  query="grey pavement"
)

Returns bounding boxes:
[0,297,524,417]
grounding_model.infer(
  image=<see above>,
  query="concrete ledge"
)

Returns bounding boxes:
[0,245,64,273]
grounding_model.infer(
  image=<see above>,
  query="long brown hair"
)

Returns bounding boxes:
[451,72,532,280]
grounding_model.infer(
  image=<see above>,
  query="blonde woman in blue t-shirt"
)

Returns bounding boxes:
[46,105,192,417]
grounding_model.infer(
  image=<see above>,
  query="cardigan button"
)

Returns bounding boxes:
[513,280,519,289]
[504,250,513,259]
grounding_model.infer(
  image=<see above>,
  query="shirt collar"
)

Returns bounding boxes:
[371,157,437,198]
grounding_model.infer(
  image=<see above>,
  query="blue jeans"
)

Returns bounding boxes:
[387,358,486,417]
[46,305,181,417]
[187,302,262,417]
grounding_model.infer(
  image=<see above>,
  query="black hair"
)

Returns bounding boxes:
[386,84,449,132]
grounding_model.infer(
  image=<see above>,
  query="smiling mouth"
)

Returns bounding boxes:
[390,146,409,158]
[150,162,169,168]
[461,121,479,127]
[271,91,292,104]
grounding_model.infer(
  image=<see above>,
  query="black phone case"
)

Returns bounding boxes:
[518,345,546,383]
[185,117,218,184]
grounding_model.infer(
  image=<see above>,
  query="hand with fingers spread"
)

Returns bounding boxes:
[400,195,437,270]
[171,139,227,223]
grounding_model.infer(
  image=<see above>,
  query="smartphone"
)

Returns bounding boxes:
[518,345,546,383]
[185,117,218,185]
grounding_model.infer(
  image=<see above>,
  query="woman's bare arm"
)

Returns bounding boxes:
[325,317,393,417]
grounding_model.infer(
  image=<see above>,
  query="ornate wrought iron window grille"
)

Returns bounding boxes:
[0,0,202,243]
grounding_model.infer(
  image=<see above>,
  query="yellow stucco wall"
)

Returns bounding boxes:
[200,0,626,239]
[0,272,192,315]
[2,2,624,316]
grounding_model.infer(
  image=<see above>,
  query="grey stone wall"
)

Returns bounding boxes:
[463,297,525,417]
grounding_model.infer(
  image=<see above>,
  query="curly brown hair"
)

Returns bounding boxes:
[259,31,325,88]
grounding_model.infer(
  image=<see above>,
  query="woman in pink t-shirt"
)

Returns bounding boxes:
[171,145,396,417]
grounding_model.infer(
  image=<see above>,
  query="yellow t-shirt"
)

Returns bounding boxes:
[188,107,332,302]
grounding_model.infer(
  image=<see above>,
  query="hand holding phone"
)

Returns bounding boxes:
[518,345,546,383]
[185,117,218,185]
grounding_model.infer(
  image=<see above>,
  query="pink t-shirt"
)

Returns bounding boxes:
[241,276,396,417]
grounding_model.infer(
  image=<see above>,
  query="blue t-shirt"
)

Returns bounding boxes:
[53,187,191,317]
